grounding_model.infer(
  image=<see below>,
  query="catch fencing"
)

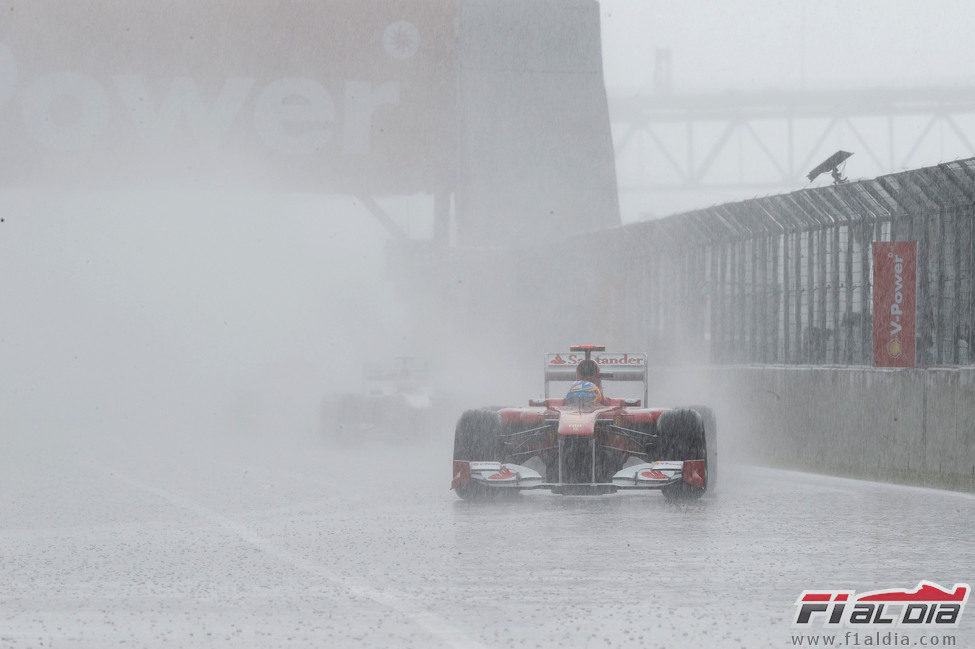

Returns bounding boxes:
[520,158,975,367]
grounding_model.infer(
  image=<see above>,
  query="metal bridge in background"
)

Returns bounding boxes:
[610,87,975,191]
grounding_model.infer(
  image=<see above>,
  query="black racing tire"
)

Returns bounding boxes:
[689,404,717,493]
[452,409,502,501]
[454,480,495,501]
[657,408,706,460]
[657,408,707,501]
[662,480,704,501]
[453,409,501,461]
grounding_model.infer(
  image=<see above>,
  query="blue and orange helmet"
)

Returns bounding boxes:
[565,380,602,408]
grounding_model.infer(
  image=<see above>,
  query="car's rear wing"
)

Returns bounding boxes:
[544,351,648,404]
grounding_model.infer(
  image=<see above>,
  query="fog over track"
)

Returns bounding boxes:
[3,425,972,649]
[5,3,975,647]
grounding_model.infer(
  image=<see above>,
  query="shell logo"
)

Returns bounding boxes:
[640,469,668,480]
[488,465,515,480]
[887,339,903,358]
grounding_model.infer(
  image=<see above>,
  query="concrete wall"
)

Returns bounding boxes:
[646,365,975,491]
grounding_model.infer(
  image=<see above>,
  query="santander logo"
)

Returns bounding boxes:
[547,353,646,367]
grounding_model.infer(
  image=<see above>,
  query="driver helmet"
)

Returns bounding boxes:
[565,380,602,409]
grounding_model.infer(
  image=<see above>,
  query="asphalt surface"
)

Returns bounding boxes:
[2,425,973,649]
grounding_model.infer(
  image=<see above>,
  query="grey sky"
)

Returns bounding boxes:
[599,1,975,217]
[600,1,975,93]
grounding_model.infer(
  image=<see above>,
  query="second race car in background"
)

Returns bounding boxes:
[321,357,464,443]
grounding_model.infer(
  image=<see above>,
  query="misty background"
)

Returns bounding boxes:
[3,0,975,441]
[2,5,974,648]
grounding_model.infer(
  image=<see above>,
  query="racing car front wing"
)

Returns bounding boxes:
[451,459,705,494]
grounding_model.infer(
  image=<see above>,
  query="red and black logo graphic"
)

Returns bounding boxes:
[487,465,515,480]
[794,581,969,628]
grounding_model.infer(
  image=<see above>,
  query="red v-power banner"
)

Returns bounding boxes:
[872,241,917,368]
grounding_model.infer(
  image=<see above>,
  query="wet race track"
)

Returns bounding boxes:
[2,426,973,649]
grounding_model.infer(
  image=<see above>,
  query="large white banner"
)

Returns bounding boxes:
[0,1,456,192]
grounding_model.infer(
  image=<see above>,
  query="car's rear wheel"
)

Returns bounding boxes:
[453,409,501,500]
[657,408,707,501]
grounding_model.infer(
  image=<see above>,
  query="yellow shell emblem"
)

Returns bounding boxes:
[887,339,903,358]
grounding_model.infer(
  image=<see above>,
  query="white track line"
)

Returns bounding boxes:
[746,465,975,500]
[84,461,486,649]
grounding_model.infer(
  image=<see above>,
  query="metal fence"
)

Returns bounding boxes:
[517,158,975,367]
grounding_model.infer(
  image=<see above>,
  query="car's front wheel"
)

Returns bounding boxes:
[452,409,501,500]
[656,408,707,501]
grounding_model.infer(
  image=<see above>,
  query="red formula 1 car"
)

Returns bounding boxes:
[450,346,716,500]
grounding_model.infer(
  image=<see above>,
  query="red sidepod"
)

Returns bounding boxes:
[622,408,667,425]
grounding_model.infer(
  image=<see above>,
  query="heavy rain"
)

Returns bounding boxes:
[1,2,973,648]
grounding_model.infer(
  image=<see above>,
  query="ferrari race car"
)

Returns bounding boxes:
[450,346,716,500]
